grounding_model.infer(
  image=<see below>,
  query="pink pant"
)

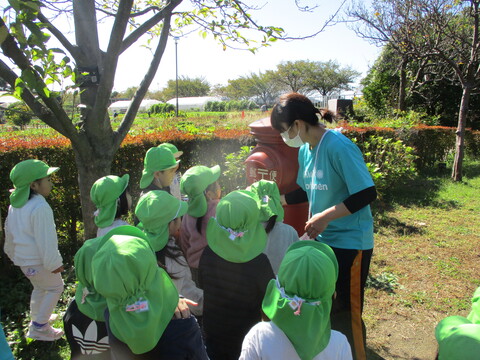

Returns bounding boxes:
[20,265,64,324]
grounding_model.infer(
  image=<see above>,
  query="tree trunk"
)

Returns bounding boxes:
[72,145,113,239]
[452,85,471,181]
[398,59,407,111]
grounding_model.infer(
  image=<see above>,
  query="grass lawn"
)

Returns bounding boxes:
[365,161,480,359]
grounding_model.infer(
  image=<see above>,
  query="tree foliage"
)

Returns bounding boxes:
[161,76,210,100]
[349,0,480,180]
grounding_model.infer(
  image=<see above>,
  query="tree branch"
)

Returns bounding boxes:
[120,0,182,53]
[0,18,77,138]
[37,11,82,61]
[115,10,173,146]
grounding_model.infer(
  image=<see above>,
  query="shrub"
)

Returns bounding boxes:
[5,103,33,129]
[352,135,418,197]
[221,146,254,193]
[149,102,175,114]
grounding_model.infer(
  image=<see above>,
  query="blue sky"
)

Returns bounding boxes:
[0,0,383,92]
[113,0,382,91]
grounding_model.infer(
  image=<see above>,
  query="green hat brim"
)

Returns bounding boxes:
[139,161,180,189]
[206,217,267,263]
[74,236,107,321]
[9,166,59,208]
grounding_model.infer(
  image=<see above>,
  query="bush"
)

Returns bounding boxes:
[352,135,418,197]
[149,102,175,114]
[5,103,33,129]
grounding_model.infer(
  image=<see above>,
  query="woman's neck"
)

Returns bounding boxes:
[305,124,327,149]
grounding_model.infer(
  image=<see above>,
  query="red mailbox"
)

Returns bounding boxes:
[245,117,308,236]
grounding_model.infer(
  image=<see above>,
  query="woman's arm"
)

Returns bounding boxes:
[305,186,377,239]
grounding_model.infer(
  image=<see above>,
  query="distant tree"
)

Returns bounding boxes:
[217,77,252,100]
[245,72,281,106]
[161,76,210,100]
[361,46,402,115]
[305,60,360,97]
[267,60,317,94]
[5,103,32,129]
[117,86,138,99]
[217,71,280,105]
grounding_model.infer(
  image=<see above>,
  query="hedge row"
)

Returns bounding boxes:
[339,123,480,169]
[1,125,479,263]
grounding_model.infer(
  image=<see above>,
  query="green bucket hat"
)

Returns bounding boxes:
[158,142,183,158]
[9,159,59,208]
[435,315,480,360]
[262,241,339,360]
[180,165,221,218]
[74,225,146,322]
[467,286,480,324]
[90,174,130,228]
[249,179,284,222]
[140,147,179,189]
[91,229,178,355]
[135,190,188,252]
[206,190,266,263]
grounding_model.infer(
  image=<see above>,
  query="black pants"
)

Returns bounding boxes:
[63,300,110,360]
[330,247,373,360]
[105,310,208,360]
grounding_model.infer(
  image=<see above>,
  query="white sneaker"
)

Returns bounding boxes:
[27,322,64,341]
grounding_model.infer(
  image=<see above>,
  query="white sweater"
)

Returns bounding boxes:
[4,194,63,272]
[240,321,352,360]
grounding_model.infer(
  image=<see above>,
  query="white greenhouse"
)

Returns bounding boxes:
[166,96,222,111]
[108,99,161,113]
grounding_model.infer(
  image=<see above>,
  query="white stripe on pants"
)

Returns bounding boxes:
[20,265,64,325]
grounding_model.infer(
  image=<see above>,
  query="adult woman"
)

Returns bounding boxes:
[270,93,376,360]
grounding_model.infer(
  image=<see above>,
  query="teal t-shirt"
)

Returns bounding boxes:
[297,130,374,250]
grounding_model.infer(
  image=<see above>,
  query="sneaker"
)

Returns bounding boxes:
[26,322,64,341]
[49,313,59,322]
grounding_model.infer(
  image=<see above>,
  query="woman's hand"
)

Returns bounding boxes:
[305,203,351,239]
[173,298,198,319]
[305,213,330,239]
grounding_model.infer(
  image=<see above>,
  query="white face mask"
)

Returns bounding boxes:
[280,123,304,148]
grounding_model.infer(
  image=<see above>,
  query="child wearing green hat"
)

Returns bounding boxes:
[240,241,352,360]
[199,190,275,360]
[91,226,208,359]
[158,142,183,200]
[139,146,179,195]
[90,174,132,237]
[135,190,204,316]
[4,159,64,341]
[63,174,132,358]
[248,180,298,274]
[63,232,112,359]
[434,286,480,360]
[179,165,222,284]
